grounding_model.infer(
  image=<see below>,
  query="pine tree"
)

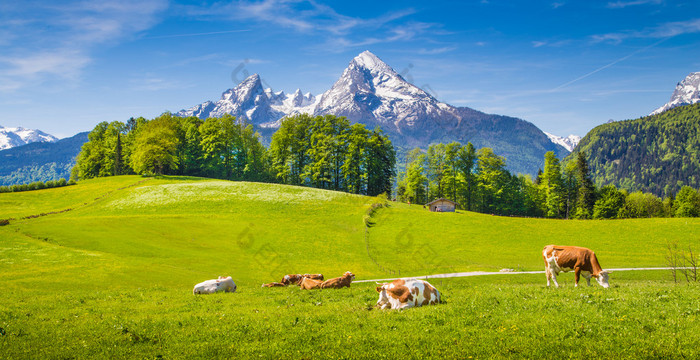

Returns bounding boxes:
[574,151,596,219]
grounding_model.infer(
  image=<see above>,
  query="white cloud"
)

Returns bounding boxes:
[531,39,571,48]
[0,0,167,92]
[131,75,184,91]
[592,18,700,44]
[185,1,435,53]
[606,0,662,9]
[417,46,457,55]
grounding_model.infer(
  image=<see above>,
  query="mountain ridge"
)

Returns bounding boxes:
[651,72,700,115]
[0,125,58,150]
[177,51,567,175]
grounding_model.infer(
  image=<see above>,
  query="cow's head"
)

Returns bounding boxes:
[375,283,390,309]
[344,271,355,280]
[596,271,610,288]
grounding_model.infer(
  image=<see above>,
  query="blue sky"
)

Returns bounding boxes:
[2,0,700,139]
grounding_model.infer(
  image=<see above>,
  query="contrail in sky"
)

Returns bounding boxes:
[143,29,251,39]
[552,36,672,91]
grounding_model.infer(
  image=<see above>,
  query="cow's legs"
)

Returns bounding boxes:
[545,266,551,287]
[574,268,581,287]
[584,274,592,286]
[550,269,560,288]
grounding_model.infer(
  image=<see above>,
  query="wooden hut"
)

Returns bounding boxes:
[426,198,458,212]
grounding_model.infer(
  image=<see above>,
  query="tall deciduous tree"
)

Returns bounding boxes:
[458,142,477,211]
[542,151,565,218]
[475,147,508,214]
[366,128,396,197]
[673,186,700,217]
[130,115,179,175]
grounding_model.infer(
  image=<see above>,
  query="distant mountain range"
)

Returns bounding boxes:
[178,51,569,175]
[651,72,700,115]
[0,132,88,186]
[0,125,57,150]
[544,133,581,152]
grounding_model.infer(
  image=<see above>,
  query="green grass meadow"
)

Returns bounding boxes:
[2,176,700,358]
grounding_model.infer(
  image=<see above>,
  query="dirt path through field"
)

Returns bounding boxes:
[355,267,683,283]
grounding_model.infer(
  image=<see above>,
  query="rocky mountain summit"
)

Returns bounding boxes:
[651,72,700,115]
[0,125,58,150]
[177,51,568,175]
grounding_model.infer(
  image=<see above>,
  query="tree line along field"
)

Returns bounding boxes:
[1,175,699,358]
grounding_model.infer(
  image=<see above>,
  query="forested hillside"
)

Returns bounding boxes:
[0,132,88,186]
[569,103,700,197]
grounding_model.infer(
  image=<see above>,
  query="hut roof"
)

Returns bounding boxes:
[425,198,459,206]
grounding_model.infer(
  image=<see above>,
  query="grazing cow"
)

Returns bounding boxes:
[193,276,237,295]
[320,271,355,289]
[299,277,323,290]
[375,279,441,310]
[542,245,610,288]
[261,282,286,287]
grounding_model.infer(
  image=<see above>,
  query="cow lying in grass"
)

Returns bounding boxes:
[542,245,610,288]
[279,273,324,286]
[300,277,323,290]
[261,273,325,288]
[261,282,286,287]
[375,279,441,310]
[320,271,355,289]
[193,276,237,295]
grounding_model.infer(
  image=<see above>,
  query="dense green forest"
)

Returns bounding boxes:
[396,143,700,219]
[73,113,395,197]
[569,103,700,197]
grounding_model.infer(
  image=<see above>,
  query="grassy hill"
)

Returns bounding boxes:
[2,176,700,358]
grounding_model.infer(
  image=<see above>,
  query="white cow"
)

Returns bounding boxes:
[193,276,237,295]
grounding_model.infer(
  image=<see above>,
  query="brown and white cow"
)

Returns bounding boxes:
[299,277,323,290]
[375,279,441,310]
[542,245,610,288]
[280,274,304,286]
[303,274,324,282]
[193,276,237,294]
[320,271,355,289]
[261,282,286,287]
[280,273,324,286]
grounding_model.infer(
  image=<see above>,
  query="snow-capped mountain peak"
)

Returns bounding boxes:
[0,125,58,150]
[651,72,700,115]
[176,73,318,124]
[544,132,581,152]
[351,50,399,76]
[175,50,568,174]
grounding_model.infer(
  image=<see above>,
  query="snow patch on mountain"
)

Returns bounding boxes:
[544,132,581,152]
[0,125,58,150]
[651,72,700,115]
[176,74,319,123]
[175,50,568,175]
